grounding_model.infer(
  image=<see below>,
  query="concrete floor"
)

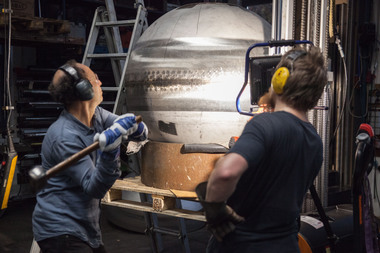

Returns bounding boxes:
[0,197,210,253]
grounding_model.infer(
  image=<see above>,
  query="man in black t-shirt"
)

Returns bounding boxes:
[196,46,327,253]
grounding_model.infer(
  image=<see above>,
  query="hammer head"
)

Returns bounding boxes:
[28,165,47,192]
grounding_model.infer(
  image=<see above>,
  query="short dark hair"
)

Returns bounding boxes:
[277,46,327,111]
[48,59,86,106]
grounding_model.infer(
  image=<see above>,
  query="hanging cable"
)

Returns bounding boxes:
[330,35,348,145]
[4,0,15,153]
[0,0,18,217]
[2,0,7,129]
[347,44,369,119]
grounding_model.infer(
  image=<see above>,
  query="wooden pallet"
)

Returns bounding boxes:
[0,14,70,34]
[102,176,206,222]
[0,14,85,45]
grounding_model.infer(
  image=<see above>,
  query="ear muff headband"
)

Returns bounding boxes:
[59,64,94,101]
[59,64,80,81]
[271,50,307,95]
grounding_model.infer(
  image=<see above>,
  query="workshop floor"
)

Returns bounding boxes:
[0,197,210,253]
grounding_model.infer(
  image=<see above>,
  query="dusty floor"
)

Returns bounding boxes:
[0,197,209,253]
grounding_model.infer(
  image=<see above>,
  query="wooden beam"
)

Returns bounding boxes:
[336,0,348,5]
[102,199,206,222]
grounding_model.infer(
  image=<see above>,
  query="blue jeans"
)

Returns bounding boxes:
[37,234,107,253]
[206,229,300,253]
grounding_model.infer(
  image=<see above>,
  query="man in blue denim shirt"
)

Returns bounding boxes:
[32,60,148,253]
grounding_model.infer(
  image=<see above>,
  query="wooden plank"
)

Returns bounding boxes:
[103,188,122,202]
[336,0,348,4]
[170,189,198,199]
[102,199,206,222]
[0,14,71,34]
[112,177,176,197]
[0,26,84,46]
[112,177,198,199]
[26,19,44,30]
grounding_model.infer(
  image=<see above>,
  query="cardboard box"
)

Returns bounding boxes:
[4,0,35,18]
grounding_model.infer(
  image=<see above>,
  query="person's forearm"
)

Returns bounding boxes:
[205,154,247,202]
[206,172,239,202]
[82,157,121,198]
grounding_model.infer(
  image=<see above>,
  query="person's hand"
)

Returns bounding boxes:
[94,113,138,152]
[206,204,245,242]
[124,121,148,142]
[195,182,245,242]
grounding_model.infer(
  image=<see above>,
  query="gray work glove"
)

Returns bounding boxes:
[195,181,245,242]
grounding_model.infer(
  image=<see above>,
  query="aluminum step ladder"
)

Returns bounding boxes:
[82,0,148,114]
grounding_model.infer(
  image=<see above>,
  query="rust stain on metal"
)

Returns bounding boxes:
[141,141,224,191]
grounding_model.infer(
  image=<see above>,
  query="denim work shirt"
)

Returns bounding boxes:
[32,107,121,248]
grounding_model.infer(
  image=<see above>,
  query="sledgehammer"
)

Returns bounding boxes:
[28,115,142,192]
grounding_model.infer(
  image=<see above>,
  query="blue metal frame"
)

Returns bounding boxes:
[236,40,314,116]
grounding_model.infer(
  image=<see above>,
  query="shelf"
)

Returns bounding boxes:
[0,14,85,46]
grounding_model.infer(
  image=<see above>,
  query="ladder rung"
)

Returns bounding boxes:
[95,20,136,27]
[102,87,119,91]
[87,53,128,59]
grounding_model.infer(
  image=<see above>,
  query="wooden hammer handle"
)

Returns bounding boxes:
[46,115,142,179]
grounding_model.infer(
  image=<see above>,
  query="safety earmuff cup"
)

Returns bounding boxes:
[272,67,290,95]
[271,50,307,95]
[59,64,94,101]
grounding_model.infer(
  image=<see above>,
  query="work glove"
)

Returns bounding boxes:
[123,121,148,142]
[195,181,245,242]
[94,113,138,152]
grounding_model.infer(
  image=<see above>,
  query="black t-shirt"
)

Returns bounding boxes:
[227,111,323,240]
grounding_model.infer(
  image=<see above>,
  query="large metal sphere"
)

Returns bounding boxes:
[123,2,271,144]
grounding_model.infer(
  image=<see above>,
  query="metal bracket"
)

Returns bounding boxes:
[2,106,14,111]
[236,40,316,116]
[1,8,13,14]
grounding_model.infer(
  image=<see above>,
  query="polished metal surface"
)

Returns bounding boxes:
[123,3,271,144]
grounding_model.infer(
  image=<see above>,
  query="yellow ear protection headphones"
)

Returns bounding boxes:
[59,64,94,101]
[271,50,307,95]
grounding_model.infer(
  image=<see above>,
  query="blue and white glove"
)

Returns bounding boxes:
[124,121,148,142]
[94,113,138,152]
